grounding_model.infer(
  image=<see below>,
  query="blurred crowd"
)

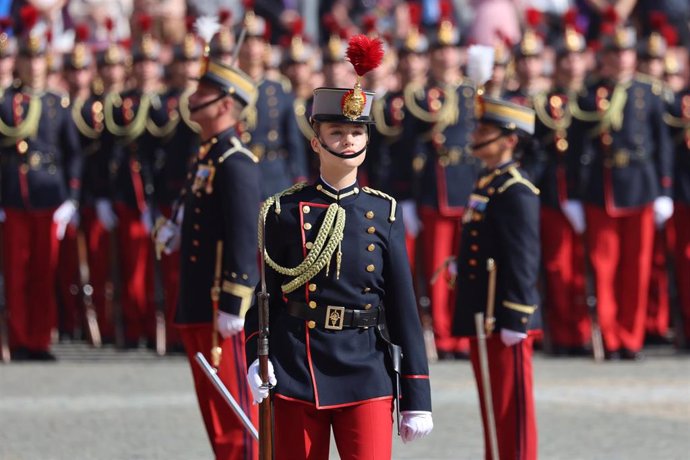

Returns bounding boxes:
[0,0,689,362]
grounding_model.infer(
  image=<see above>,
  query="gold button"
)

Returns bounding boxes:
[469,274,476,280]
[367,226,375,234]
[521,317,528,324]
[305,241,314,250]
[190,256,197,262]
[365,211,374,219]
[307,320,316,329]
[17,140,28,154]
[240,132,251,144]
[302,205,311,214]
[192,240,200,247]
[470,244,479,252]
[193,224,200,230]
[366,264,375,272]
[242,274,248,280]
[601,134,613,146]
[364,303,372,310]
[304,222,312,230]
[470,230,478,237]
[469,259,478,267]
[367,244,375,252]
[195,208,201,214]
[308,301,317,309]
[363,287,371,293]
[231,272,237,278]
[308,283,317,292]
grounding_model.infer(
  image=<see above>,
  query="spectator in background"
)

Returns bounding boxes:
[467,0,521,46]
[576,0,637,41]
[634,0,690,49]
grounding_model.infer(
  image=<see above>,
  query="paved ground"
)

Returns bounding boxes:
[0,343,688,460]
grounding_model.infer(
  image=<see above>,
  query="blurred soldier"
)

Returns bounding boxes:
[104,15,171,348]
[236,5,307,199]
[0,6,82,360]
[0,17,16,92]
[154,18,203,351]
[154,48,261,460]
[57,23,96,340]
[452,97,540,460]
[504,8,546,106]
[408,1,477,359]
[572,19,673,360]
[96,17,128,96]
[484,32,512,99]
[209,9,235,64]
[531,11,590,355]
[637,14,677,343]
[664,56,690,348]
[371,1,429,266]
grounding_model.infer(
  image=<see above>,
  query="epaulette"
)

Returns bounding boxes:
[361,186,397,222]
[634,73,663,96]
[278,75,292,93]
[219,136,259,164]
[47,90,71,109]
[497,167,540,195]
[264,182,308,215]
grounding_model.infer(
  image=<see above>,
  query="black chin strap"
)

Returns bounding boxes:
[188,93,228,113]
[470,133,506,151]
[317,138,368,159]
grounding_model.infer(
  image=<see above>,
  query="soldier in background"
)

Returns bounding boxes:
[572,20,673,360]
[208,9,235,64]
[0,6,82,360]
[531,11,591,355]
[484,32,512,99]
[504,9,546,106]
[0,17,15,92]
[452,96,540,460]
[236,5,307,200]
[411,2,477,359]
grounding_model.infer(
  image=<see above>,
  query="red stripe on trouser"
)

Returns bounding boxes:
[159,205,181,346]
[56,225,81,336]
[419,206,468,353]
[3,209,59,351]
[470,335,537,460]
[274,396,393,460]
[114,203,154,343]
[584,205,654,352]
[540,207,590,347]
[674,204,690,340]
[81,207,115,340]
[646,228,671,336]
[178,325,258,460]
[405,232,416,271]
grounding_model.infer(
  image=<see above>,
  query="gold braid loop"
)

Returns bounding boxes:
[179,89,201,133]
[372,97,403,138]
[0,95,41,141]
[663,113,688,129]
[71,97,102,139]
[404,83,438,123]
[146,111,179,139]
[533,92,573,131]
[361,186,397,222]
[104,92,150,141]
[569,97,601,122]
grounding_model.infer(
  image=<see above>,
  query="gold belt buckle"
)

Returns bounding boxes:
[325,306,345,330]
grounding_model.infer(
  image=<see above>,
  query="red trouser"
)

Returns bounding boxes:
[585,205,654,352]
[160,205,181,346]
[419,206,468,354]
[81,207,115,340]
[540,207,590,348]
[114,204,154,343]
[674,203,690,341]
[274,396,393,460]
[470,335,537,460]
[3,209,59,351]
[56,225,81,336]
[178,325,258,460]
[646,227,672,337]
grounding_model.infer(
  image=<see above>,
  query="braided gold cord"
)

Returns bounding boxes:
[104,92,150,140]
[0,95,41,141]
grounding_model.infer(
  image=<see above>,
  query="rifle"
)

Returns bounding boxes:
[257,216,273,460]
[474,312,500,460]
[582,239,605,362]
[0,223,9,363]
[76,230,102,347]
[415,237,438,362]
[151,215,170,356]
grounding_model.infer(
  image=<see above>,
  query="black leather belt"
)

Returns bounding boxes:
[287,301,381,331]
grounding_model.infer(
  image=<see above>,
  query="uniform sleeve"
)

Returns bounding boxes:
[650,89,673,197]
[60,103,83,203]
[493,184,541,333]
[383,204,432,412]
[218,155,261,317]
[283,92,309,182]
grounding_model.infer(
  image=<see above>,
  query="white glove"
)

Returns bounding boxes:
[0,208,6,223]
[53,200,78,240]
[154,220,181,255]
[400,200,422,238]
[400,411,433,443]
[95,199,118,231]
[140,207,153,235]
[217,311,245,338]
[500,328,527,347]
[653,196,674,228]
[247,358,277,404]
[561,200,586,235]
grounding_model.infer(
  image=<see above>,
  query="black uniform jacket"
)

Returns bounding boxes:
[666,88,690,204]
[0,85,82,209]
[452,160,541,336]
[245,179,432,411]
[72,92,108,207]
[175,128,261,324]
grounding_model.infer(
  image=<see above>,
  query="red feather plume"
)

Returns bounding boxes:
[242,0,255,11]
[362,14,377,35]
[75,23,90,43]
[649,11,666,31]
[346,34,384,77]
[138,14,153,33]
[291,17,304,37]
[0,17,12,32]
[564,8,577,27]
[185,16,195,33]
[525,8,542,28]
[600,21,615,36]
[408,3,421,27]
[603,6,618,25]
[105,17,114,32]
[219,9,231,24]
[439,0,453,20]
[662,24,678,47]
[20,5,39,31]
